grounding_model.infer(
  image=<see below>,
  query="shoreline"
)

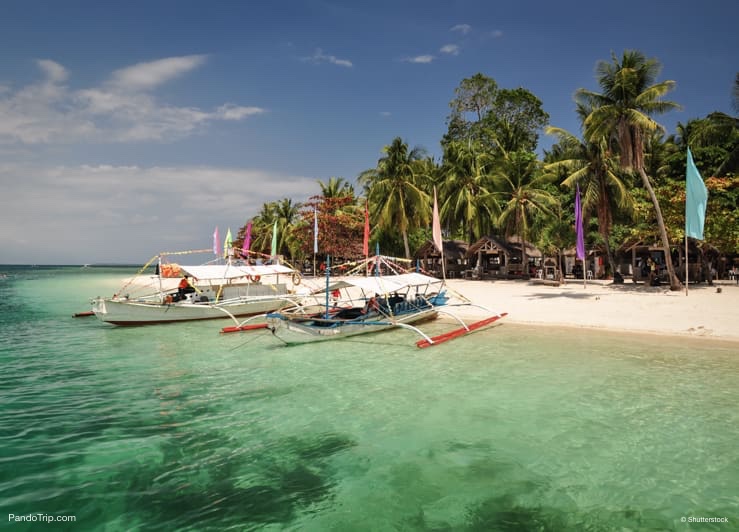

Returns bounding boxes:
[442,278,739,344]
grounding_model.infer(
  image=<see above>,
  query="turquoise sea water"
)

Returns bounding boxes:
[0,266,737,531]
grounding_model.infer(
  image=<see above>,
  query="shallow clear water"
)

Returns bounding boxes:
[1,266,737,530]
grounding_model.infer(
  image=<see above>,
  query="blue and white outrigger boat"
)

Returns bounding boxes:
[223,255,507,347]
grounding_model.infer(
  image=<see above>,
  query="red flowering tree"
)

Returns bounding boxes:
[294,195,365,259]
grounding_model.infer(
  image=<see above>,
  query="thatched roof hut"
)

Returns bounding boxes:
[415,239,469,278]
[466,235,542,278]
[415,239,469,260]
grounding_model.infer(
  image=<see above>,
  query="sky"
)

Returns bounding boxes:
[1,0,736,265]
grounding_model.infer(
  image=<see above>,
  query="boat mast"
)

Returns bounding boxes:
[324,255,330,319]
[157,254,163,297]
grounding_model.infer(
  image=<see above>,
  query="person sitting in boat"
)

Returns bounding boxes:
[330,289,341,307]
[388,291,404,309]
[174,275,196,301]
[362,294,380,315]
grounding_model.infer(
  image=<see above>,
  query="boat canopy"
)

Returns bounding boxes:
[179,264,295,280]
[322,273,440,295]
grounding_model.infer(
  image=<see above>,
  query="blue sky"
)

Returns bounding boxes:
[1,0,736,264]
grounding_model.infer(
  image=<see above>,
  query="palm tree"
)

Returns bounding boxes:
[318,176,355,199]
[439,140,500,242]
[538,202,575,283]
[493,150,558,276]
[249,198,301,259]
[358,137,430,258]
[544,125,634,280]
[273,198,302,258]
[576,50,682,289]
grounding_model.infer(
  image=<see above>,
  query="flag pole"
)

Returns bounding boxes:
[576,184,586,289]
[685,236,689,296]
[313,207,318,278]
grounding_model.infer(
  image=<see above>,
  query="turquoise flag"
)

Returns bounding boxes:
[270,220,278,257]
[685,148,708,240]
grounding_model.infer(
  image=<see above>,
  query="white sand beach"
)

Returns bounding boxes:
[444,278,739,343]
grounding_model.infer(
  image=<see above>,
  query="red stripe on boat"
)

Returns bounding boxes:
[221,323,269,334]
[416,312,508,348]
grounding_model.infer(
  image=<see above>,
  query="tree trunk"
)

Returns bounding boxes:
[521,226,529,279]
[601,233,617,280]
[637,167,682,290]
[402,229,411,259]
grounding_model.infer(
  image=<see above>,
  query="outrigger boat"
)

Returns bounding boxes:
[91,250,306,326]
[222,255,507,348]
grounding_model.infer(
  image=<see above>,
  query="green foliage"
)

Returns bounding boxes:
[235,62,737,265]
[444,73,549,153]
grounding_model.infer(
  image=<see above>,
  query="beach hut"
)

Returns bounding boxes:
[617,240,681,284]
[415,239,469,278]
[466,236,542,279]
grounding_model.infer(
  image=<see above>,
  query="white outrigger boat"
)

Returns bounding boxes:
[222,255,507,348]
[91,251,307,326]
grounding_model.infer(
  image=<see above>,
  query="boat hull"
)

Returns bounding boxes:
[266,308,438,344]
[92,296,299,326]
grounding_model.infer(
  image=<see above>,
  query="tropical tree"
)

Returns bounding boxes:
[492,150,558,276]
[243,198,302,259]
[318,176,355,198]
[445,73,499,145]
[482,87,550,152]
[439,140,500,242]
[544,124,635,279]
[537,201,575,283]
[576,50,682,289]
[293,195,364,259]
[358,137,430,258]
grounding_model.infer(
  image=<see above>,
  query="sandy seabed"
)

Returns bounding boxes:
[443,277,739,343]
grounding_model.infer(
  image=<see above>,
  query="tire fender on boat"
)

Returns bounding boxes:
[248,275,261,283]
[292,272,301,285]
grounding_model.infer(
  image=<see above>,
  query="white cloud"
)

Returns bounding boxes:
[450,24,472,35]
[216,104,266,121]
[0,163,317,264]
[380,111,391,117]
[490,29,504,38]
[37,59,69,83]
[0,56,265,145]
[109,55,207,91]
[303,48,353,68]
[440,44,460,56]
[402,55,435,64]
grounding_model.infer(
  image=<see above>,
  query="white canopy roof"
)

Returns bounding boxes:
[179,263,295,280]
[321,273,441,295]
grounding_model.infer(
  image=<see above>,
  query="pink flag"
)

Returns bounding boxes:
[432,187,443,253]
[213,226,220,256]
[242,221,252,256]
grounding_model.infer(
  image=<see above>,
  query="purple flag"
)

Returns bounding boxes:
[213,226,220,256]
[575,185,585,260]
[242,221,252,256]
